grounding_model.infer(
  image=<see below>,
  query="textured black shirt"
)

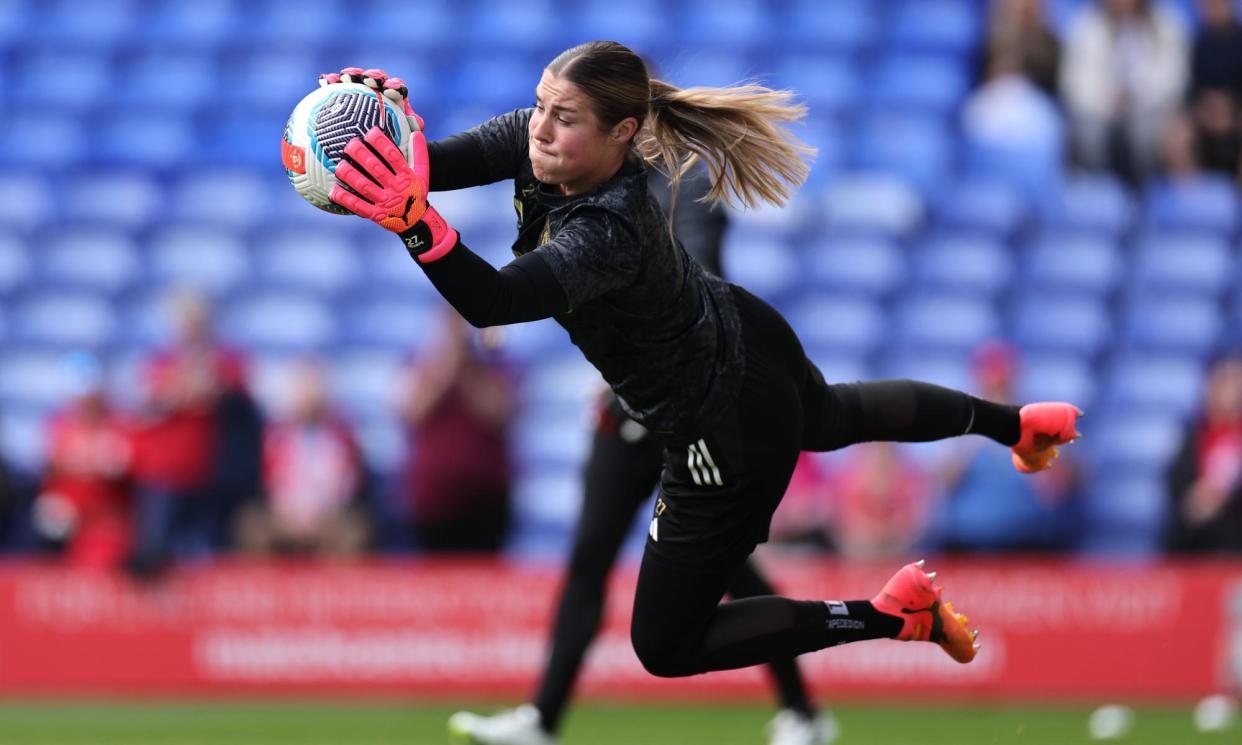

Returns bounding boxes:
[425,108,744,438]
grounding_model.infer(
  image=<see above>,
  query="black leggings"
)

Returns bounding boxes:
[532,397,813,733]
[629,286,1019,677]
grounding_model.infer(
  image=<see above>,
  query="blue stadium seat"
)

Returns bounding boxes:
[803,235,906,296]
[1021,231,1124,296]
[11,51,112,114]
[1144,175,1241,236]
[327,350,405,421]
[11,291,117,349]
[237,0,346,46]
[37,228,141,296]
[253,225,361,296]
[495,319,576,365]
[135,0,237,49]
[779,0,878,55]
[22,0,137,48]
[0,350,87,411]
[822,174,926,237]
[888,0,982,55]
[680,0,776,50]
[785,295,887,357]
[147,226,250,296]
[962,135,1063,202]
[1085,411,1184,473]
[345,0,455,48]
[62,172,163,228]
[1015,352,1098,413]
[0,236,31,295]
[91,113,194,169]
[352,412,406,479]
[934,177,1031,238]
[720,230,801,304]
[572,0,672,55]
[512,407,592,472]
[1119,294,1224,357]
[1081,472,1168,554]
[1104,354,1205,417]
[875,348,972,393]
[770,54,859,115]
[203,110,284,168]
[910,233,1014,297]
[171,169,268,229]
[796,114,845,185]
[519,353,602,410]
[1010,293,1113,358]
[892,294,1001,352]
[116,53,218,111]
[849,113,954,193]
[338,293,439,354]
[0,173,54,231]
[115,291,176,349]
[1129,232,1234,297]
[6,115,90,170]
[219,291,339,353]
[447,54,546,112]
[1042,174,1135,238]
[0,0,27,47]
[463,0,561,53]
[507,465,581,558]
[865,53,970,117]
[0,404,50,474]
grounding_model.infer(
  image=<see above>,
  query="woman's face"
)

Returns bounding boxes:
[529,70,627,195]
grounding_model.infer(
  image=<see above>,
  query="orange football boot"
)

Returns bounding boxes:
[1011,402,1083,473]
[871,560,979,664]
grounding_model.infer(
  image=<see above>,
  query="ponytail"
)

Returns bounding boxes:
[639,79,815,210]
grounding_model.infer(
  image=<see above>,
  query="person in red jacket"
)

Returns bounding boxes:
[33,352,134,569]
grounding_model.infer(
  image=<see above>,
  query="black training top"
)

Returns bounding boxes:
[423,108,744,439]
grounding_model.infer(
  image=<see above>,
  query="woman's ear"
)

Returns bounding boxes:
[611,116,639,144]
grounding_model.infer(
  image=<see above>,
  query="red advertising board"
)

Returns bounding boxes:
[1,557,1239,701]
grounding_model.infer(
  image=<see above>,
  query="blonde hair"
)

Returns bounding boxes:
[547,41,815,211]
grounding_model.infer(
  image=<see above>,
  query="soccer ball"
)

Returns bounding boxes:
[282,82,415,214]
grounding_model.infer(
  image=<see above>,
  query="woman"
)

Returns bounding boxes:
[322,41,1080,679]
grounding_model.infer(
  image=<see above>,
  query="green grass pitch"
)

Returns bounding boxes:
[0,701,1234,744]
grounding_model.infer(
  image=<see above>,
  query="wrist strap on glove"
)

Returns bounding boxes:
[399,204,459,264]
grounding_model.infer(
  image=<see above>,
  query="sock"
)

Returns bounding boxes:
[818,600,904,645]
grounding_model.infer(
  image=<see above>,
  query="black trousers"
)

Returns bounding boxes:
[630,285,994,677]
[532,393,813,733]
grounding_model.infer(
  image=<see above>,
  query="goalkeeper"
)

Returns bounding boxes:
[321,39,1080,717]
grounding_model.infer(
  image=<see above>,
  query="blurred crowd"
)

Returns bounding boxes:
[0,0,1240,572]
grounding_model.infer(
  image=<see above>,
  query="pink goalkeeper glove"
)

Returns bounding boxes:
[320,67,457,263]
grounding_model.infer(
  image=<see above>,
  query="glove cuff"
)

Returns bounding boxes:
[399,205,458,264]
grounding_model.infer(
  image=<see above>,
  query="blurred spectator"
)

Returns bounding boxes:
[31,353,134,570]
[127,291,250,573]
[829,443,932,561]
[767,453,836,549]
[399,308,514,553]
[235,362,370,557]
[930,342,1082,552]
[985,0,1062,97]
[962,48,1067,194]
[1062,0,1189,184]
[1185,0,1242,178]
[1165,354,1242,553]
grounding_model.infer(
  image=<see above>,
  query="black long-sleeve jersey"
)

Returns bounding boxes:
[422,108,744,439]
